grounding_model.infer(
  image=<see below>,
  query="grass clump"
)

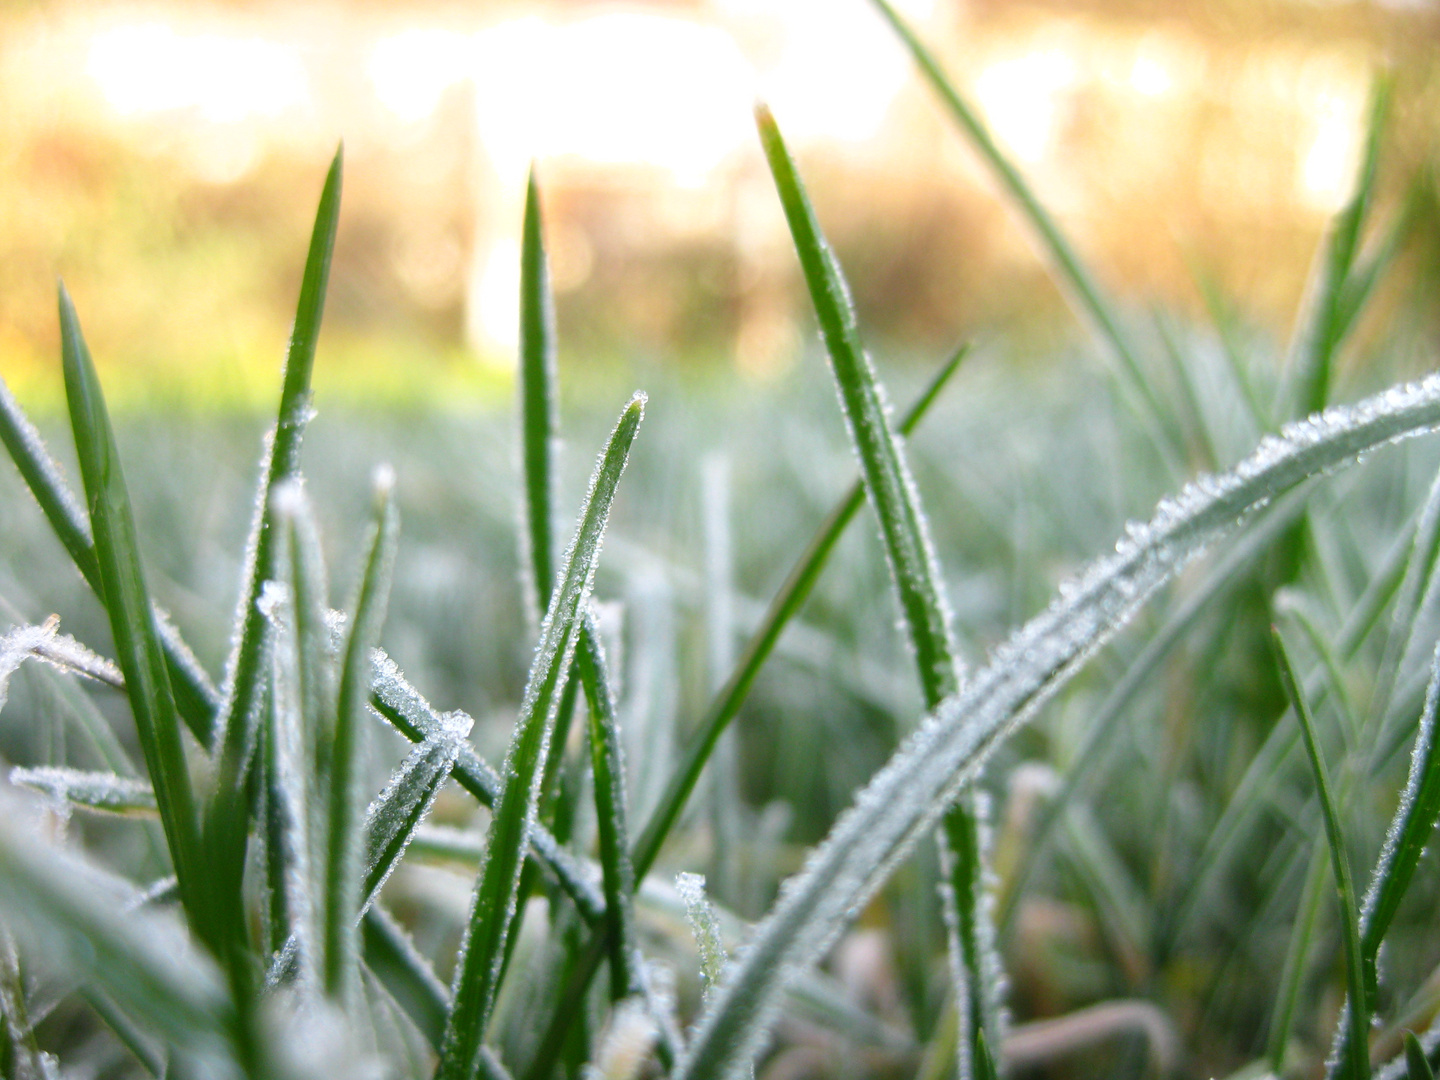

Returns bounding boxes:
[2,8,1440,1080]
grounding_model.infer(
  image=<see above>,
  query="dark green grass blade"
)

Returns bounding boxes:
[0,377,220,745]
[1406,1032,1435,1080]
[869,0,1170,448]
[631,342,968,878]
[58,285,208,937]
[437,394,644,1080]
[520,166,559,616]
[361,722,465,916]
[363,904,450,1049]
[940,800,1003,1080]
[1273,627,1369,1080]
[324,468,399,1002]
[1359,641,1440,1004]
[368,657,605,923]
[973,1029,1000,1080]
[1289,78,1390,417]
[576,618,643,1003]
[203,148,341,960]
[756,102,958,706]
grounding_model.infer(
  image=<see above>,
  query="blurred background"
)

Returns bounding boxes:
[3,0,1439,404]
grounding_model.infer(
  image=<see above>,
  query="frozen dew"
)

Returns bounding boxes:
[9,767,155,817]
[677,871,729,1005]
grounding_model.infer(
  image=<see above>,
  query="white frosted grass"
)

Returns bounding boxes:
[676,872,728,1008]
[9,767,156,817]
[586,998,658,1080]
[360,720,471,916]
[0,617,122,713]
[678,374,1440,1080]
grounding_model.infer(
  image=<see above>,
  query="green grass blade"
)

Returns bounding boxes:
[1288,78,1390,417]
[973,1029,1000,1080]
[323,467,399,1003]
[0,377,220,745]
[756,102,958,706]
[1406,1032,1435,1080]
[869,0,1170,447]
[362,904,450,1050]
[677,375,1440,1080]
[1272,626,1369,1080]
[520,166,559,617]
[361,720,467,916]
[57,284,208,938]
[202,148,342,961]
[1359,641,1440,1003]
[1267,836,1329,1074]
[9,766,157,816]
[940,799,1004,1080]
[438,394,644,1080]
[577,618,644,1003]
[676,872,728,1006]
[631,341,969,879]
[369,655,606,924]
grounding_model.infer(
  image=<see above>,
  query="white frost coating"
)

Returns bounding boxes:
[677,872,728,1007]
[0,617,123,711]
[258,580,291,624]
[679,373,1440,1080]
[9,767,155,816]
[586,998,658,1080]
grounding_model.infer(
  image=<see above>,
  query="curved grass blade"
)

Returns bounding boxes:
[520,166,559,618]
[438,394,644,1080]
[1273,628,1368,1080]
[368,655,605,924]
[677,375,1440,1080]
[361,717,469,916]
[0,378,221,745]
[58,285,207,937]
[632,341,969,878]
[323,467,399,1003]
[9,766,157,817]
[1267,835,1329,1075]
[362,904,450,1050]
[1359,640,1440,1004]
[868,0,1171,451]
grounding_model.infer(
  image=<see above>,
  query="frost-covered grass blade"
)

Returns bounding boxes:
[57,285,208,944]
[678,376,1440,1080]
[438,393,644,1080]
[324,466,399,1002]
[9,766,157,817]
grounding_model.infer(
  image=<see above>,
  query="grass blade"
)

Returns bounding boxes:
[361,719,468,916]
[0,378,221,745]
[1406,1032,1435,1080]
[1267,836,1329,1074]
[577,619,645,1003]
[678,375,1440,1080]
[1272,627,1368,1080]
[58,285,207,939]
[9,766,157,817]
[868,0,1171,449]
[323,467,400,1003]
[369,655,606,924]
[438,393,644,1080]
[520,166,559,618]
[1359,641,1440,1003]
[631,341,968,878]
[759,102,1009,1074]
[362,904,450,1050]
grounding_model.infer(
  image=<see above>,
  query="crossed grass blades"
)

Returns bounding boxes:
[1,7,1440,1079]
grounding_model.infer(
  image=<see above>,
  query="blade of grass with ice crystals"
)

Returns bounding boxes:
[677,376,1440,1080]
[677,872,728,1007]
[361,718,468,916]
[58,285,208,937]
[363,904,450,1049]
[1273,627,1368,1080]
[520,166,559,616]
[323,468,399,1003]
[1288,78,1390,418]
[368,656,605,924]
[0,377,220,745]
[577,617,644,1002]
[632,341,967,878]
[9,766,157,816]
[1359,640,1440,1005]
[203,148,341,961]
[438,394,644,1080]
[759,102,1007,1074]
[868,0,1171,449]
[0,928,46,1079]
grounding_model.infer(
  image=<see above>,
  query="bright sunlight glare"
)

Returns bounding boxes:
[973,49,1079,164]
[87,22,309,123]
